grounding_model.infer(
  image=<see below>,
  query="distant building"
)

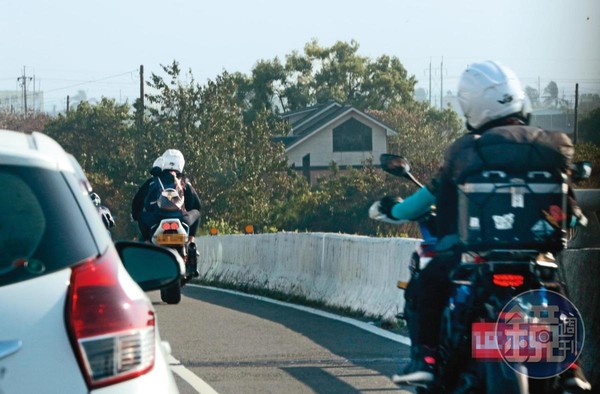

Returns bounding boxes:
[0,90,44,113]
[275,100,398,184]
[530,108,573,134]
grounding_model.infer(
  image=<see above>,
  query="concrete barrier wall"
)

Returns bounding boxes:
[196,190,599,386]
[196,232,420,320]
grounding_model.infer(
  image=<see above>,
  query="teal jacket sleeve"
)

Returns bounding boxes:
[391,187,435,221]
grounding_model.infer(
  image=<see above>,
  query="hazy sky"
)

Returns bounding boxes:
[2,0,599,112]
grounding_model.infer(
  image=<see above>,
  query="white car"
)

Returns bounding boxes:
[0,129,182,393]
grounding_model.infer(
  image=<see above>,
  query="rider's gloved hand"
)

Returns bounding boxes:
[379,196,403,219]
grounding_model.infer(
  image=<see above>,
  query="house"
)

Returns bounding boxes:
[275,100,398,184]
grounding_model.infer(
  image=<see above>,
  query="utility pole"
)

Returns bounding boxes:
[17,66,32,114]
[66,95,70,114]
[137,65,144,128]
[32,75,36,113]
[440,57,444,109]
[429,59,432,106]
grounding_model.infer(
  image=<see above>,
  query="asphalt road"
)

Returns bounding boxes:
[149,284,414,394]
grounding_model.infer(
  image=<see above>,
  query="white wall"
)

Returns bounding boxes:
[195,232,420,321]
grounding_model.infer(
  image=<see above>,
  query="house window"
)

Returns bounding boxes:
[332,118,372,152]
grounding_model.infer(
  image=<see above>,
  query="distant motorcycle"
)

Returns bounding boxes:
[149,187,199,304]
[370,153,591,394]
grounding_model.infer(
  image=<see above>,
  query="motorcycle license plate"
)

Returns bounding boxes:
[156,233,187,245]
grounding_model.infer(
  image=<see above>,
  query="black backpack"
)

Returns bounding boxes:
[144,171,185,212]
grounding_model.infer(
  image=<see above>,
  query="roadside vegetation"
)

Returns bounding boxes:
[2,40,598,240]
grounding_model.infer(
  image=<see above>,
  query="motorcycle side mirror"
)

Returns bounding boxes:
[381,154,411,177]
[380,154,424,188]
[571,161,592,182]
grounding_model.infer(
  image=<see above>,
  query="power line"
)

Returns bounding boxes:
[42,70,137,93]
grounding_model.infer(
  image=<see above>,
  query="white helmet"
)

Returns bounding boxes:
[152,156,164,169]
[161,149,185,173]
[457,60,531,130]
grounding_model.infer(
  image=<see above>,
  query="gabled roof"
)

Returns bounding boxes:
[278,100,398,150]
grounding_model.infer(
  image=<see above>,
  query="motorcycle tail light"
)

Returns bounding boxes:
[66,248,156,389]
[493,274,524,287]
[162,221,179,231]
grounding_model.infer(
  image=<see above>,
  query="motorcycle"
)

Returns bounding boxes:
[370,153,592,394]
[150,187,199,304]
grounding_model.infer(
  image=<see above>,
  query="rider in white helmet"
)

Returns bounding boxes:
[376,61,589,390]
[132,149,201,243]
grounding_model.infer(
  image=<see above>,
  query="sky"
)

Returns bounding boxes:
[1,0,599,113]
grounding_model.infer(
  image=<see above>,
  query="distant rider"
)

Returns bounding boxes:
[131,149,202,244]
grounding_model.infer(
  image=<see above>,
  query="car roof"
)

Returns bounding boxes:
[0,129,76,173]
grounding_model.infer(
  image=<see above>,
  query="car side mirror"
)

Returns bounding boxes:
[114,241,184,291]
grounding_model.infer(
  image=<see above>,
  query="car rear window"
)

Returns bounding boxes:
[0,165,100,287]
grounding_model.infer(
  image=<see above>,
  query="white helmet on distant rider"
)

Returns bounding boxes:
[457,60,531,130]
[161,149,185,173]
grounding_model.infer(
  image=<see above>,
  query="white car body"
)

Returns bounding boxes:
[0,129,179,393]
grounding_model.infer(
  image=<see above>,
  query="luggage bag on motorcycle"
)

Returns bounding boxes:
[457,169,568,252]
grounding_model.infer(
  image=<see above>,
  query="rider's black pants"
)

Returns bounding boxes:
[412,253,461,347]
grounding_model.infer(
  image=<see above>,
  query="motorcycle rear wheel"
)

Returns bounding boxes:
[160,280,182,304]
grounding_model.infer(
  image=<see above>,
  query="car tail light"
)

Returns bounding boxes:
[66,248,156,389]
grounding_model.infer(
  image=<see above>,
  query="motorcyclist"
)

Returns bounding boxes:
[375,60,591,391]
[131,149,202,244]
[90,192,115,230]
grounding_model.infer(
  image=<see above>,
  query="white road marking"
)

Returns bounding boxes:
[169,354,220,394]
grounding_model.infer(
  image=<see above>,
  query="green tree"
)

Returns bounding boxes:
[144,63,306,232]
[43,98,138,239]
[242,39,417,113]
[285,161,388,235]
[369,102,465,181]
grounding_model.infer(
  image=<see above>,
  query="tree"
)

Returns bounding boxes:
[0,110,50,133]
[543,81,560,107]
[144,63,306,232]
[241,39,417,113]
[43,98,138,239]
[370,102,464,181]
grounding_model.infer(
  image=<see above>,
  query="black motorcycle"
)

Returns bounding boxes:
[371,154,591,394]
